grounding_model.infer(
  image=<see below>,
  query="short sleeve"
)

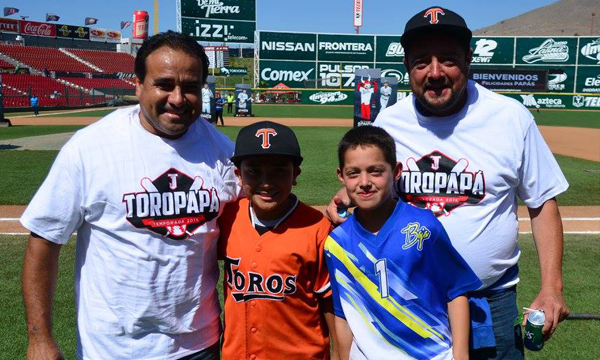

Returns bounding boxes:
[517,121,569,208]
[20,142,85,244]
[313,219,333,298]
[324,236,345,318]
[430,223,482,301]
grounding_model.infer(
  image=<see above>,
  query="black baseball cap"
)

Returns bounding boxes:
[401,6,472,52]
[231,121,303,166]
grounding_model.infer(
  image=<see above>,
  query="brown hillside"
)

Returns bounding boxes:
[474,0,600,36]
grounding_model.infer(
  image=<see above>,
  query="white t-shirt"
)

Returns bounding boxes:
[359,86,374,105]
[21,105,240,360]
[374,80,568,290]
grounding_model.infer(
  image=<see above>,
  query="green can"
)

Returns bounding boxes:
[524,310,545,351]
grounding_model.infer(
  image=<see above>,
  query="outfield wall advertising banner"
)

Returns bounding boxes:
[376,63,410,89]
[317,62,373,88]
[259,60,316,88]
[0,17,19,33]
[89,28,107,42]
[506,92,600,110]
[375,36,404,63]
[516,37,577,65]
[577,67,600,93]
[470,68,548,92]
[547,67,575,93]
[302,90,353,105]
[259,32,316,61]
[180,0,255,44]
[578,37,600,65]
[56,24,89,40]
[470,37,515,64]
[20,20,56,37]
[317,34,375,62]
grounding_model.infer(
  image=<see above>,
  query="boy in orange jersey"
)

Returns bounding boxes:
[218,121,338,360]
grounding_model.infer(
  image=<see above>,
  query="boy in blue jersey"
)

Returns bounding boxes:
[325,126,482,360]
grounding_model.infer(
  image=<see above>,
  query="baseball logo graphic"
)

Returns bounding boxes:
[255,128,277,149]
[424,7,445,24]
[122,168,221,240]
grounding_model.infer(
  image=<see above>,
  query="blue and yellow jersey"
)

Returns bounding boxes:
[325,201,481,360]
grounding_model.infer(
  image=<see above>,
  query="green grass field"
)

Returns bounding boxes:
[1,127,598,206]
[0,125,83,141]
[1,234,598,359]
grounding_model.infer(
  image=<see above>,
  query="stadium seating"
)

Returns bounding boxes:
[0,58,14,68]
[0,44,97,73]
[59,77,135,91]
[68,49,135,73]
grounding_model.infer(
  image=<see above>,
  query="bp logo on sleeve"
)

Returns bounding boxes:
[122,168,220,240]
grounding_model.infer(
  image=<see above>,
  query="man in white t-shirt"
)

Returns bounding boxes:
[21,31,239,360]
[328,7,569,360]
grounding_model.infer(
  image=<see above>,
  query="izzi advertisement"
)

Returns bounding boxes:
[470,68,548,92]
[259,31,317,61]
[258,60,316,88]
[179,0,255,43]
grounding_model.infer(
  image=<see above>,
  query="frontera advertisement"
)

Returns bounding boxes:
[180,0,256,44]
[259,60,316,88]
[318,34,375,62]
[259,32,316,61]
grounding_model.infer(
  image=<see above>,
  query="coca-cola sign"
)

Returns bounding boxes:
[20,20,56,37]
[0,17,19,33]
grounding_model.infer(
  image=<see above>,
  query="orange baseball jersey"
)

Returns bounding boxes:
[218,197,332,360]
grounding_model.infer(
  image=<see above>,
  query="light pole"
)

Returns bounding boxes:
[591,13,596,36]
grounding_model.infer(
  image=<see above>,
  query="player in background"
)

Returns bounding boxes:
[325,126,481,360]
[357,76,377,120]
[219,121,338,360]
[379,81,392,110]
[237,89,249,111]
[201,82,213,119]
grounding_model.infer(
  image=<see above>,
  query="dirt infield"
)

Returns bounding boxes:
[10,114,600,162]
[2,110,598,234]
[1,205,598,234]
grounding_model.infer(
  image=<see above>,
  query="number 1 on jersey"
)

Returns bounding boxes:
[375,259,389,298]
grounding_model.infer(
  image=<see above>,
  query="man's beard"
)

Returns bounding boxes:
[415,80,467,116]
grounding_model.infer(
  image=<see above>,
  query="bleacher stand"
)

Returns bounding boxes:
[68,49,135,73]
[0,44,97,73]
[59,77,135,91]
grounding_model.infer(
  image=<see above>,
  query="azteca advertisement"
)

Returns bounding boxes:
[259,60,316,88]
[506,93,600,109]
[317,34,375,62]
[317,62,372,88]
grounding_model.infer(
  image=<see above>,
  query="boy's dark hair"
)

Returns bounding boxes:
[134,30,209,83]
[338,126,397,169]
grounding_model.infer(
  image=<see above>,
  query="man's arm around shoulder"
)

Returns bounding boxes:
[22,233,64,360]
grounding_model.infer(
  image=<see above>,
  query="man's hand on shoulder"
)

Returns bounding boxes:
[524,287,569,341]
[27,337,64,360]
[326,188,353,225]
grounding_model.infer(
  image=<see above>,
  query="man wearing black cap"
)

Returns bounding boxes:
[329,6,570,360]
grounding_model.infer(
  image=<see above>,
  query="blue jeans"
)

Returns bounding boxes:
[177,342,220,360]
[470,287,524,360]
